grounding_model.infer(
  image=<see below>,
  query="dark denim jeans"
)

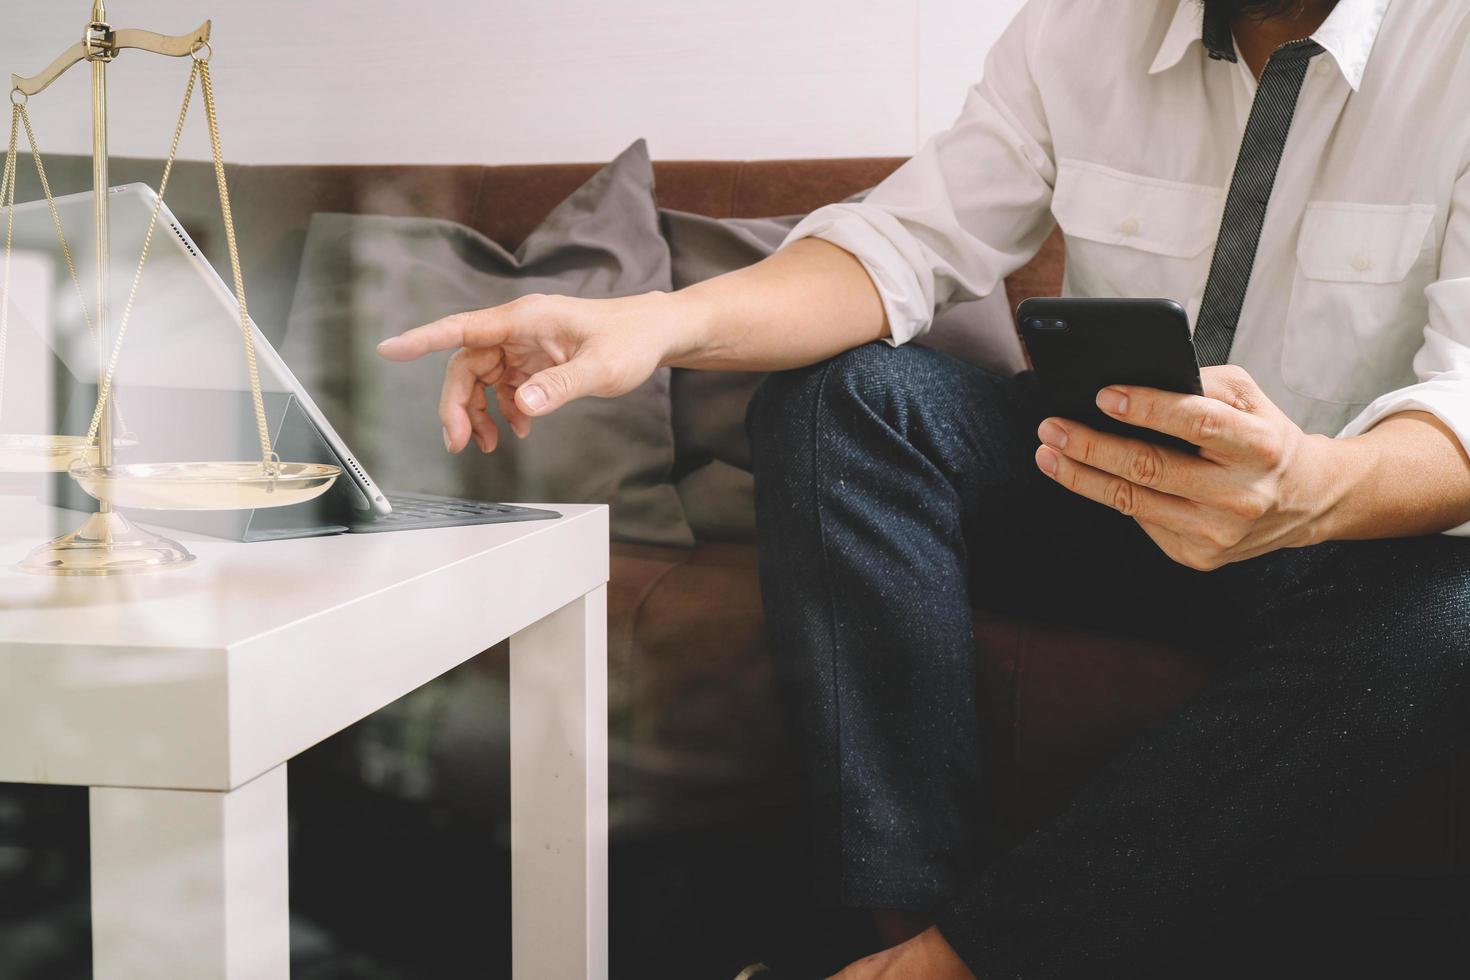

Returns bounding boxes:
[747,342,1470,979]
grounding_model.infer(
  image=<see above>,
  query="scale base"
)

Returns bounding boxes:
[18,510,195,576]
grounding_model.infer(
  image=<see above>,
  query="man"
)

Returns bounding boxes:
[378,0,1470,975]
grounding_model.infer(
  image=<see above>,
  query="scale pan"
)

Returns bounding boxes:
[0,434,101,473]
[70,460,340,511]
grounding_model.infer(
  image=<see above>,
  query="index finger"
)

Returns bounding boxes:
[376,307,513,361]
[1095,384,1264,457]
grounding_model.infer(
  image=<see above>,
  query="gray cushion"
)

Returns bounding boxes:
[661,204,1025,541]
[283,140,694,547]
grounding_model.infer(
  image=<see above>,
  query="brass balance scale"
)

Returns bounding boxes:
[0,2,340,575]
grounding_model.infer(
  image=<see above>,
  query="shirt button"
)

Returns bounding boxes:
[1316,59,1332,75]
[1351,254,1373,272]
[1120,218,1141,236]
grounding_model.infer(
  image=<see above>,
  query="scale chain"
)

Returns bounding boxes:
[197,55,276,474]
[0,105,19,426]
[83,59,197,447]
[1,94,136,440]
[17,101,134,439]
[22,104,103,354]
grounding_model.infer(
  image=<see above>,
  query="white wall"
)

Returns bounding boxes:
[0,0,1025,165]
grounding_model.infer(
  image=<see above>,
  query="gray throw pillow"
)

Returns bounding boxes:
[283,139,693,547]
[661,202,1025,541]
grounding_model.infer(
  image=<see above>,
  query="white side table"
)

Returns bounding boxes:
[0,498,609,980]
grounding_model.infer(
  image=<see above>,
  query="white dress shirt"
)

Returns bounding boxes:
[785,0,1470,536]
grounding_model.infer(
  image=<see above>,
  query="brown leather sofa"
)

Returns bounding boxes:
[19,152,1465,883]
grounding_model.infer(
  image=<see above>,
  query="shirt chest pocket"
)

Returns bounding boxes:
[1280,202,1437,404]
[1051,159,1224,303]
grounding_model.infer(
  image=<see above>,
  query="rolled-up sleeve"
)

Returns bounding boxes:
[1338,167,1470,537]
[781,0,1059,345]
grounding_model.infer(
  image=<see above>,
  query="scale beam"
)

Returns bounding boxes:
[10,21,211,97]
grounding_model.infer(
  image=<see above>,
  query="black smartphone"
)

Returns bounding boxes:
[1017,297,1204,453]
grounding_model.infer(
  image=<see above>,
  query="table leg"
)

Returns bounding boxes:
[89,764,290,979]
[510,585,609,980]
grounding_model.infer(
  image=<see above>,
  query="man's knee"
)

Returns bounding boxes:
[746,342,945,459]
[1340,538,1470,692]
[1415,556,1470,679]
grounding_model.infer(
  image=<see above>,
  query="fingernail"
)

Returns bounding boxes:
[1038,420,1068,450]
[521,384,548,412]
[1097,389,1129,415]
[442,426,452,452]
[1036,445,1059,476]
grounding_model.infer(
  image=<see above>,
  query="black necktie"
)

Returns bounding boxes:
[1192,39,1324,367]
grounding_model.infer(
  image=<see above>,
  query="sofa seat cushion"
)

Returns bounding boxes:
[608,541,798,836]
[610,541,1468,872]
[972,614,1212,848]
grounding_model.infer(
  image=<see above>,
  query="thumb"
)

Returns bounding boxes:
[517,356,601,417]
[1201,364,1269,415]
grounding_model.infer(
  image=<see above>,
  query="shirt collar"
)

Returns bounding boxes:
[1148,0,1391,92]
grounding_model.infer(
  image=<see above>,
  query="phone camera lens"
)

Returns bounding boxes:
[1027,318,1046,330]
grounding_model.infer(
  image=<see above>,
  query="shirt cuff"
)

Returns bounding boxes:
[1337,377,1470,537]
[781,203,936,346]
